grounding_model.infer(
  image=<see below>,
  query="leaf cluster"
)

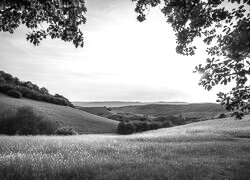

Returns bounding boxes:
[0,0,87,47]
[133,0,250,118]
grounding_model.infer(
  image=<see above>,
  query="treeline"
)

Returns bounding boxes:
[117,120,174,135]
[0,70,74,107]
[117,115,200,135]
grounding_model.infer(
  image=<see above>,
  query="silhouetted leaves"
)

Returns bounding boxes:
[133,0,250,118]
[0,0,87,47]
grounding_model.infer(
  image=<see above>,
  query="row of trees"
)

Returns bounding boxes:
[0,70,74,107]
[117,120,174,135]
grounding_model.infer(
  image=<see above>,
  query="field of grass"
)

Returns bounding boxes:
[0,93,118,134]
[0,117,250,180]
[112,103,226,119]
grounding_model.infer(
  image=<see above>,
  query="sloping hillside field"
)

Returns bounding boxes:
[0,116,249,179]
[0,93,118,134]
[112,103,226,119]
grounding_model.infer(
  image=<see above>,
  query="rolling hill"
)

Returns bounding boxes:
[0,93,118,134]
[112,103,226,119]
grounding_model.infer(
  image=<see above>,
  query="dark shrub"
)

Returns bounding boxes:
[7,89,22,98]
[133,121,143,132]
[218,113,226,119]
[124,123,136,134]
[55,127,78,135]
[161,121,174,128]
[141,122,148,131]
[0,106,57,135]
[148,122,161,130]
[139,116,148,121]
[106,107,112,111]
[117,121,136,135]
[117,121,126,134]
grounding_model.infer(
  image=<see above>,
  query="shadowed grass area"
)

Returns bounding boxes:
[0,117,250,180]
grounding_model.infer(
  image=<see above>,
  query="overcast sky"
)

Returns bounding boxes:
[0,0,232,102]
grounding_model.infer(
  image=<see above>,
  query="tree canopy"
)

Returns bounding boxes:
[0,0,87,47]
[132,0,250,118]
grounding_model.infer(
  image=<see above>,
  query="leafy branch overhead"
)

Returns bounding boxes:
[0,0,87,48]
[133,0,250,118]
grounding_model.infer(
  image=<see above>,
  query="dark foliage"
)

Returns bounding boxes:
[218,113,226,119]
[117,121,126,134]
[55,127,78,135]
[161,121,174,128]
[0,106,56,135]
[0,0,87,48]
[132,0,250,118]
[0,70,74,107]
[117,121,136,135]
[117,120,175,135]
[125,123,136,134]
[7,89,22,98]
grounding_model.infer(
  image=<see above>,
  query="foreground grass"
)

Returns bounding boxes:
[0,117,250,180]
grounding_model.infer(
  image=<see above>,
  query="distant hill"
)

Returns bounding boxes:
[73,101,188,107]
[112,103,226,119]
[76,106,113,118]
[0,93,118,134]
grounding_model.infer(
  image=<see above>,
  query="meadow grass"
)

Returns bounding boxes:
[0,117,250,180]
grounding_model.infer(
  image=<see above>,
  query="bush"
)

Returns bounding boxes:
[0,106,56,135]
[7,89,22,98]
[161,121,174,128]
[117,121,136,135]
[133,122,143,132]
[218,113,226,119]
[148,122,161,130]
[117,121,126,134]
[55,127,78,135]
[124,123,136,134]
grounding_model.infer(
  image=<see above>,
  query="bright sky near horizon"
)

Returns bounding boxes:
[0,0,232,102]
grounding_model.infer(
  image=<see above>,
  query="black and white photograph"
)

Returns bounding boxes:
[0,0,250,179]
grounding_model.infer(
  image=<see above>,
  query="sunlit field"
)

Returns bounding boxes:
[1,117,250,180]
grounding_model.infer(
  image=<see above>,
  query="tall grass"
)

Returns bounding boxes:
[0,117,250,180]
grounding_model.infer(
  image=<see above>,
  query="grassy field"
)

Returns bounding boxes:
[112,103,226,119]
[0,117,250,180]
[0,93,118,134]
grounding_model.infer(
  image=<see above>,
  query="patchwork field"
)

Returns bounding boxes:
[0,93,118,134]
[0,117,249,180]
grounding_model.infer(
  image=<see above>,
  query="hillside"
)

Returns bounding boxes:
[112,103,226,119]
[0,116,249,179]
[0,93,118,134]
